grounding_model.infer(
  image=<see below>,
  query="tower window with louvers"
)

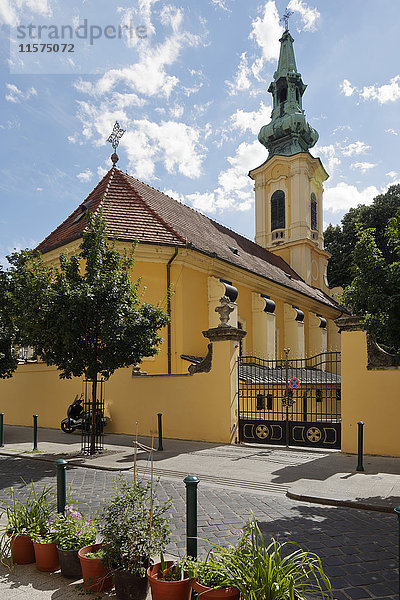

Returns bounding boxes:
[271,190,285,231]
[311,192,317,231]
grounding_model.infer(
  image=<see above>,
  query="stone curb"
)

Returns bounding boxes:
[286,490,396,514]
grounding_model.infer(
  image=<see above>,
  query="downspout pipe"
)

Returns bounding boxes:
[167,247,179,374]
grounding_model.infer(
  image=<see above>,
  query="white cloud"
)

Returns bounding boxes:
[211,0,231,11]
[230,102,270,135]
[186,140,266,214]
[341,75,400,105]
[132,119,204,179]
[97,166,108,179]
[77,169,94,182]
[226,52,252,95]
[73,89,206,179]
[75,6,200,100]
[332,125,352,135]
[0,0,51,27]
[250,1,282,62]
[386,171,400,185]
[162,188,185,203]
[324,182,379,213]
[386,128,399,136]
[341,141,370,157]
[360,75,400,104]
[36,187,43,192]
[313,144,341,175]
[169,104,184,119]
[350,162,377,174]
[340,79,355,97]
[287,0,320,31]
[5,83,37,103]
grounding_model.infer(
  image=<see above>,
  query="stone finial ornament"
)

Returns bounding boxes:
[215,295,235,327]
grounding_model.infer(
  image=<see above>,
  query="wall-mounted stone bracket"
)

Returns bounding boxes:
[188,343,213,374]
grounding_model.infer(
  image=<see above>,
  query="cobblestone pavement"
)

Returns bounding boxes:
[0,455,397,600]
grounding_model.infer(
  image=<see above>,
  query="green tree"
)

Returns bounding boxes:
[0,266,18,378]
[8,213,169,453]
[324,184,400,287]
[342,211,400,356]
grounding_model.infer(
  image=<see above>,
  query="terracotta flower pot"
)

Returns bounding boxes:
[9,534,35,565]
[57,547,82,579]
[33,541,60,572]
[114,569,149,600]
[78,543,113,593]
[147,561,192,600]
[192,580,240,599]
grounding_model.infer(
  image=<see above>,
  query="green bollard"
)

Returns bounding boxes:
[0,413,4,447]
[395,506,400,599]
[56,459,67,514]
[356,421,365,472]
[33,414,38,451]
[184,475,200,558]
[157,413,163,452]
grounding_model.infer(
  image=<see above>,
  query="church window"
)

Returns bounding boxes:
[271,190,285,231]
[311,192,317,231]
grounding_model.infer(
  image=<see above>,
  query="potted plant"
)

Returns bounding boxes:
[32,531,60,572]
[0,481,55,568]
[147,556,193,600]
[215,516,333,600]
[184,554,240,599]
[100,474,171,600]
[78,543,113,593]
[52,505,98,579]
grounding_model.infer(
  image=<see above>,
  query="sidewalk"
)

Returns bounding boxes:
[1,425,400,513]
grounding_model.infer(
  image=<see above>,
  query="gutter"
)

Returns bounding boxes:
[167,247,179,374]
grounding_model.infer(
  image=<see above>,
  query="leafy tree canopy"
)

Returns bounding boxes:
[342,211,400,356]
[0,266,18,378]
[7,212,169,382]
[324,184,400,288]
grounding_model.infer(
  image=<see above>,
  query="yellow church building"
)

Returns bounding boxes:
[2,27,349,450]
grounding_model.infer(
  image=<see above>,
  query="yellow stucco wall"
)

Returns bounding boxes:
[0,340,239,444]
[341,330,400,456]
[32,239,341,377]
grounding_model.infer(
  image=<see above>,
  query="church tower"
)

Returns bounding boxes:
[249,26,330,291]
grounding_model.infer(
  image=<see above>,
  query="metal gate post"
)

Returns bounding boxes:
[284,348,290,448]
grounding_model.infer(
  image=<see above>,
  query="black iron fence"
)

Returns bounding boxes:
[238,351,341,449]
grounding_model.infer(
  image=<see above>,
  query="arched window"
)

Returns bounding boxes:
[311,192,317,231]
[271,190,285,231]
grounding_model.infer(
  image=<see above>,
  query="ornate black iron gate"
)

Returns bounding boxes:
[238,351,341,449]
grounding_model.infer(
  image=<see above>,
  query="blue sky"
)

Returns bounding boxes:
[1,0,400,265]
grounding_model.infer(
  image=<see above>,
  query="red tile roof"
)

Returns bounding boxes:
[36,168,340,311]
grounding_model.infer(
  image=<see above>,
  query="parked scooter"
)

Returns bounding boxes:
[61,394,107,434]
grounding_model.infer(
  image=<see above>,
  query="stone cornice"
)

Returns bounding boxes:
[203,326,247,343]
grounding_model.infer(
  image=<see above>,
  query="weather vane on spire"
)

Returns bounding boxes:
[107,121,126,167]
[281,8,294,31]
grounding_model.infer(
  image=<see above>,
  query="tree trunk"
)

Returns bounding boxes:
[90,377,97,455]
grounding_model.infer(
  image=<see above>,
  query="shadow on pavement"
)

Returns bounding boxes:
[256,502,398,599]
[269,451,400,484]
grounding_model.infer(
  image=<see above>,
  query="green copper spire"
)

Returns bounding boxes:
[258,30,318,159]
